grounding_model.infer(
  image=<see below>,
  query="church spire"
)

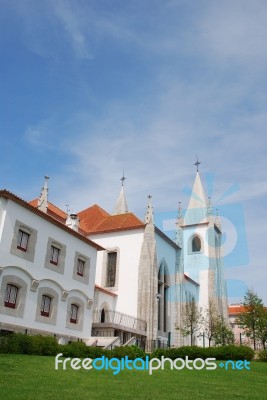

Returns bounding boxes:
[37,176,49,213]
[184,161,208,225]
[113,172,129,215]
[187,171,207,210]
[144,195,154,224]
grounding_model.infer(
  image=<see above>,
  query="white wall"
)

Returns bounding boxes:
[89,229,144,317]
[0,198,99,340]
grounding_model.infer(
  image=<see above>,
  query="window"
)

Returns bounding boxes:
[158,263,169,332]
[50,246,60,265]
[77,259,85,277]
[106,252,117,287]
[100,308,105,323]
[17,230,30,252]
[4,284,18,309]
[70,304,79,324]
[192,235,201,252]
[40,295,52,317]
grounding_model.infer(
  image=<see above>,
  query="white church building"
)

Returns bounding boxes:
[0,170,228,350]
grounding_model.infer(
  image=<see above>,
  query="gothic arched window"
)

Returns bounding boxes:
[157,262,170,332]
[100,308,105,323]
[192,235,201,252]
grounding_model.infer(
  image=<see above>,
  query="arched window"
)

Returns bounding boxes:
[4,284,18,309]
[40,295,52,317]
[192,235,201,252]
[70,304,79,324]
[100,308,105,323]
[157,263,170,332]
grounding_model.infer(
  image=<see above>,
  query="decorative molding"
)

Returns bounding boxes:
[30,279,39,292]
[61,290,69,301]
[87,299,93,309]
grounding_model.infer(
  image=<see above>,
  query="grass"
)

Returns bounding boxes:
[0,354,266,400]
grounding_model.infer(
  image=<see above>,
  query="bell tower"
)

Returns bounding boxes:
[178,161,228,323]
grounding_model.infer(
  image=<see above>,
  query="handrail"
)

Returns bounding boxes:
[93,310,147,332]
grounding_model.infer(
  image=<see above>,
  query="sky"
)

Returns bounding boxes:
[0,0,267,303]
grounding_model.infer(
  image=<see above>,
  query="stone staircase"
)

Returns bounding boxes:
[85,336,120,349]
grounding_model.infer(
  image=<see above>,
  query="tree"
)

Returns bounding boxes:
[255,307,267,350]
[202,298,220,347]
[237,290,267,350]
[176,298,203,345]
[213,316,234,346]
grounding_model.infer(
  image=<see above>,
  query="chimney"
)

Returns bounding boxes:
[66,213,80,232]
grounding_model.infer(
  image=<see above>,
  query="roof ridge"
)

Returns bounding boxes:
[78,203,110,217]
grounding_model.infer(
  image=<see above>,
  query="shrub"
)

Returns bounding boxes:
[109,345,147,360]
[29,335,59,356]
[257,349,267,362]
[150,345,254,361]
[60,342,108,359]
[211,345,254,361]
[151,346,208,360]
[0,333,59,356]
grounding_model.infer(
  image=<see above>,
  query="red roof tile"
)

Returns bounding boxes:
[228,305,247,314]
[29,199,145,235]
[78,204,110,232]
[87,212,145,234]
[29,199,67,223]
[228,305,267,315]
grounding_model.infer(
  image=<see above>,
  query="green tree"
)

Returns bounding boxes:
[213,316,234,346]
[256,307,267,350]
[176,298,203,346]
[237,289,267,350]
[202,298,220,347]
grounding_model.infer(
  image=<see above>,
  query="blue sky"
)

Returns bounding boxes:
[1,0,267,303]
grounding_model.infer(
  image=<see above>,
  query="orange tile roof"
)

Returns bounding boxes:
[29,199,145,235]
[228,305,247,314]
[78,204,110,232]
[29,198,67,223]
[87,212,145,234]
[228,305,267,314]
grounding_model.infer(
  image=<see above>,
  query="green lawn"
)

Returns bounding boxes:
[0,354,266,400]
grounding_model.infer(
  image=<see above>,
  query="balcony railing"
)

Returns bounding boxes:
[93,310,147,333]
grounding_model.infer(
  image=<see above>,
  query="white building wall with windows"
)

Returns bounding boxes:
[0,192,101,341]
[89,229,144,317]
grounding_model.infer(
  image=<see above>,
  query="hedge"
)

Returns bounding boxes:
[151,345,254,361]
[0,334,255,361]
[0,334,59,356]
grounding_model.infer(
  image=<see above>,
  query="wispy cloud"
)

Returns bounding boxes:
[2,0,267,301]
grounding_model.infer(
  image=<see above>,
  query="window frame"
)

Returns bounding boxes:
[72,252,90,284]
[44,238,66,275]
[77,258,85,277]
[10,221,37,262]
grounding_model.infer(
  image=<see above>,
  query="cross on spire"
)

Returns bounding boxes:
[194,155,201,172]
[120,170,126,186]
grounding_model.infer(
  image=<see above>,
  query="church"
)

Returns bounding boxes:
[0,168,228,350]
